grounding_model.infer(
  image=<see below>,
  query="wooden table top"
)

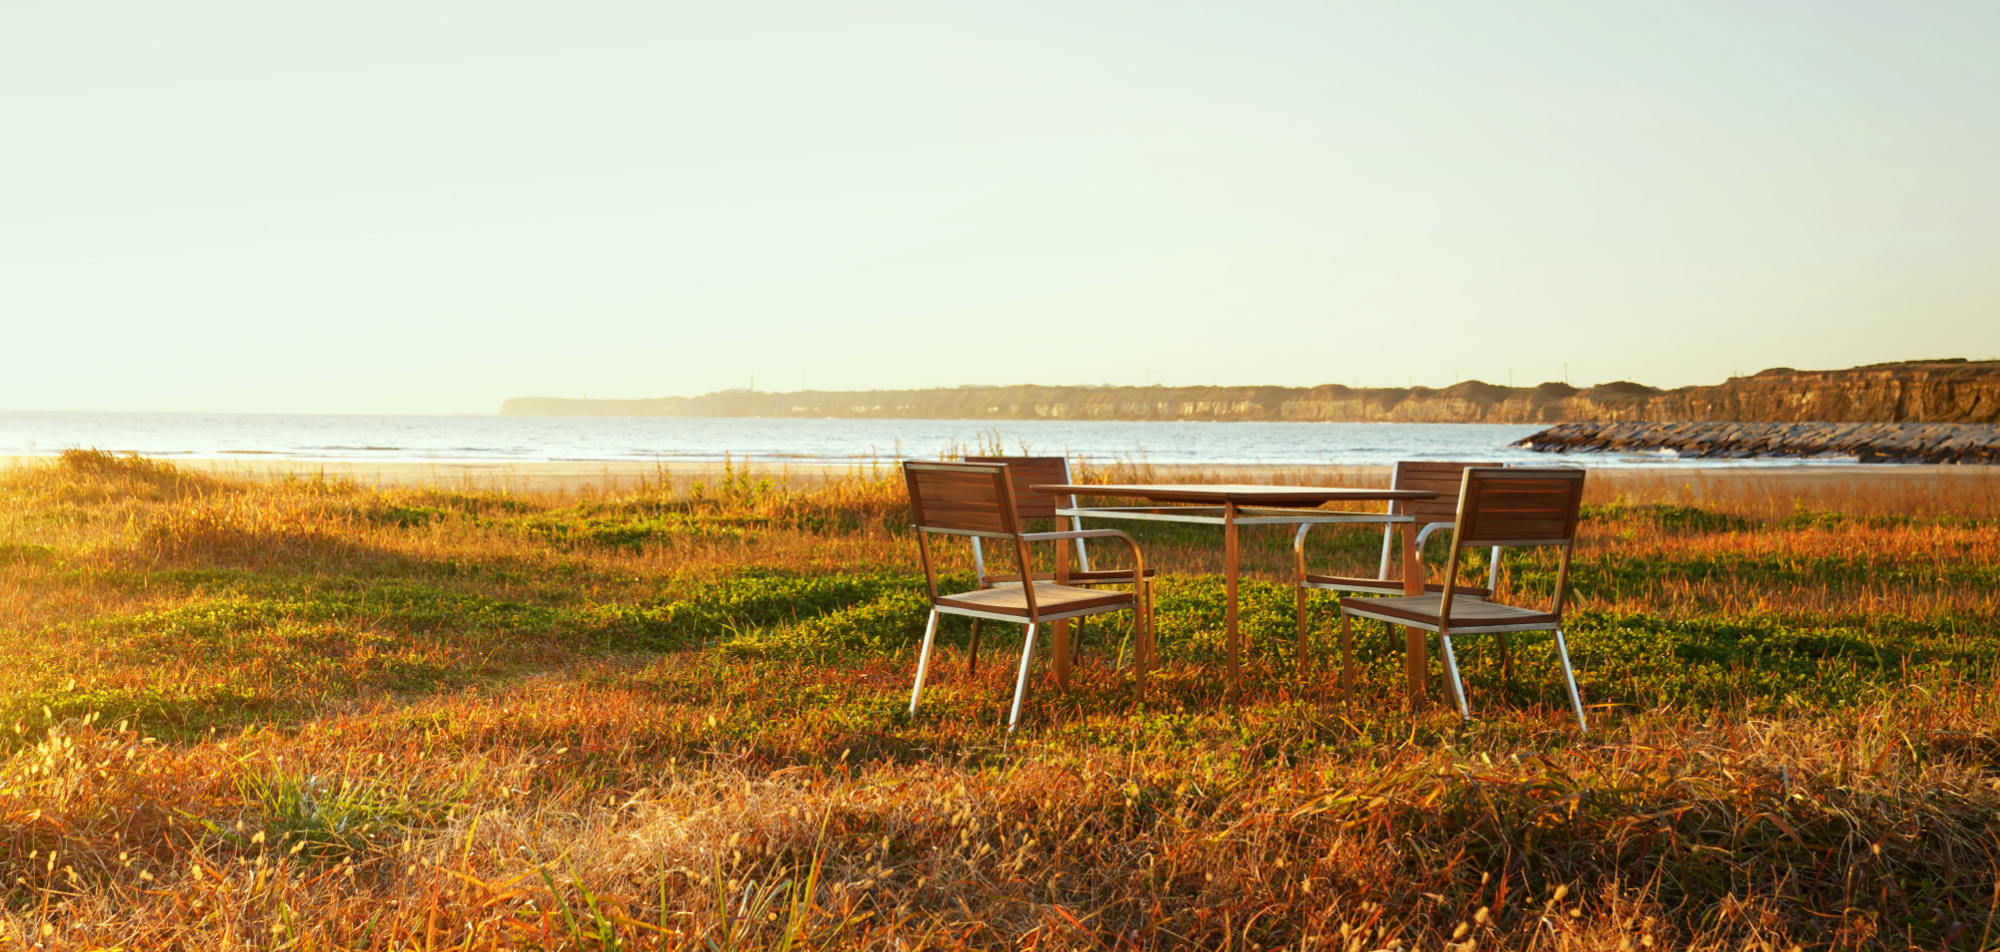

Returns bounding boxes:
[1032,483,1438,507]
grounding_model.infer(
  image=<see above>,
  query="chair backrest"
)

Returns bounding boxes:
[962,456,1072,519]
[903,460,1021,538]
[1453,467,1586,548]
[1392,460,1500,525]
[1436,466,1586,624]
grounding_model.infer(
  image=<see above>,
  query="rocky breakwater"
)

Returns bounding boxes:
[1516,421,2000,464]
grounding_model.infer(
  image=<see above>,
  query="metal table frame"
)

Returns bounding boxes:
[1037,490,1438,705]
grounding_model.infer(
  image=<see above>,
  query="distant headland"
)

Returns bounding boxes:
[501,359,2000,425]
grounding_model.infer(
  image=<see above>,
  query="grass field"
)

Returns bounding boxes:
[3,450,1999,950]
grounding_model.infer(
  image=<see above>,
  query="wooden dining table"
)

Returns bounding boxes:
[1031,483,1442,705]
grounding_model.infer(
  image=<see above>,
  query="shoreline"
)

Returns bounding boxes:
[0,454,884,493]
[6,453,1998,494]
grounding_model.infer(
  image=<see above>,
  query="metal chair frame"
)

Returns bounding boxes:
[1335,467,1590,731]
[963,456,1094,580]
[902,460,1152,731]
[1294,461,1505,597]
[1294,462,1502,667]
[961,456,1156,673]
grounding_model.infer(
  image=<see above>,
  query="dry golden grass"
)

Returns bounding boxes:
[1,450,1998,949]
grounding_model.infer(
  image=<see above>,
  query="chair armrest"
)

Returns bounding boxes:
[1296,515,1426,583]
[1019,529,1135,543]
[1018,529,1146,582]
[1413,521,1452,550]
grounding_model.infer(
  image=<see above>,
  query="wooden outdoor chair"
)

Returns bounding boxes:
[902,460,1154,731]
[962,456,1157,673]
[1294,461,1503,658]
[1335,467,1590,730]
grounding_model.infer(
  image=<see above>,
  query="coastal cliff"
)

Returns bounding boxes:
[1518,421,2000,464]
[501,359,2000,424]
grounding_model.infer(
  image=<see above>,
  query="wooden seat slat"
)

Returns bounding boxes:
[983,567,1159,585]
[1303,574,1491,597]
[935,581,1135,618]
[1338,592,1557,628]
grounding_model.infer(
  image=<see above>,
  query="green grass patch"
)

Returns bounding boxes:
[1582,501,1752,532]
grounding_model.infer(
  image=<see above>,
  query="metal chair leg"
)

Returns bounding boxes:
[966,618,982,676]
[1439,632,1470,720]
[1554,628,1587,733]
[909,610,941,717]
[1007,623,1039,731]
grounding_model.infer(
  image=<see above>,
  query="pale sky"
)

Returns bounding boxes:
[4,1,1997,415]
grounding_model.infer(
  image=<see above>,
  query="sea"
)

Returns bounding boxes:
[0,411,1835,468]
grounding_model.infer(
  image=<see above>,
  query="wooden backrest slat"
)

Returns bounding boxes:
[1392,461,1501,524]
[903,461,1019,536]
[1454,468,1585,547]
[963,456,1071,519]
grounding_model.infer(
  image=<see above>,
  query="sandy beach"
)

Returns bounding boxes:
[0,454,873,493]
[5,453,1997,495]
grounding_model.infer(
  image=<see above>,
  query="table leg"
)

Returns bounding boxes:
[1054,529,1072,690]
[1402,521,1426,712]
[1225,501,1240,699]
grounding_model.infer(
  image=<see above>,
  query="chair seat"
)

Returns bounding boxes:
[982,567,1157,586]
[1338,593,1556,630]
[1303,574,1491,598]
[937,581,1135,619]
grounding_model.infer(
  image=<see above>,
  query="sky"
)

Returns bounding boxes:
[4,1,1998,415]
